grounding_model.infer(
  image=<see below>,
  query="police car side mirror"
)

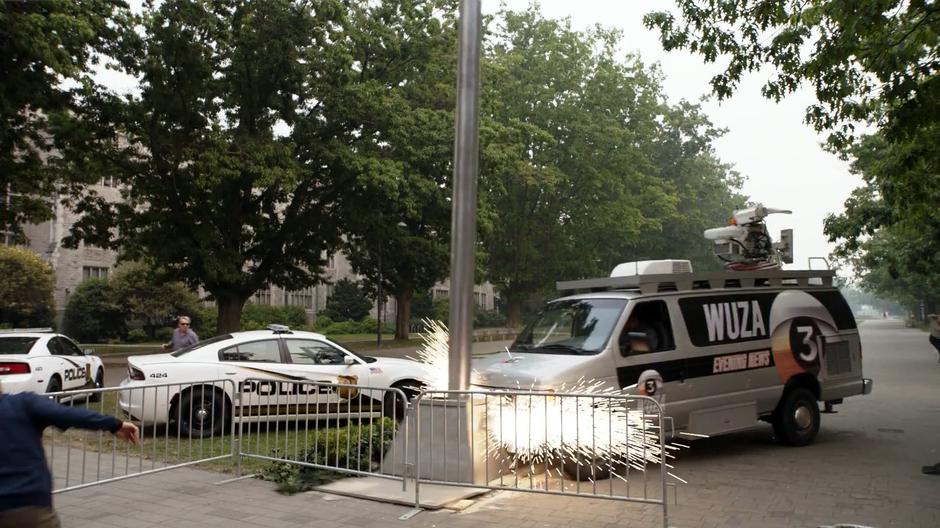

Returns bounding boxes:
[83,348,95,356]
[343,356,356,366]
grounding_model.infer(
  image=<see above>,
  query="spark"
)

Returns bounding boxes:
[408,320,697,482]
[407,318,451,392]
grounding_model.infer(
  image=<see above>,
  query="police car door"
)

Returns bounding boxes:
[613,299,691,424]
[281,339,372,418]
[49,336,92,390]
[218,338,291,421]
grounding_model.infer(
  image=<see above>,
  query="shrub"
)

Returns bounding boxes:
[319,279,372,322]
[126,328,149,343]
[0,246,55,328]
[259,418,396,494]
[241,304,307,330]
[409,290,434,321]
[62,279,124,343]
[432,297,449,324]
[154,327,174,342]
[475,309,507,328]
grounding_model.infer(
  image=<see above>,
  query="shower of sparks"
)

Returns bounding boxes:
[407,318,451,391]
[483,378,675,474]
[408,320,696,481]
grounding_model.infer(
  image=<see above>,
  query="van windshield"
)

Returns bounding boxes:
[510,299,627,355]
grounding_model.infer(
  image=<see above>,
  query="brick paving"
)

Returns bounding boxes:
[55,321,940,527]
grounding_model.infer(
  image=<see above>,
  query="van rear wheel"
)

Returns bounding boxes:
[772,387,819,446]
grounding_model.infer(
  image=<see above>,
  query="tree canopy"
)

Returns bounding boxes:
[12,1,749,333]
[0,245,55,328]
[63,0,351,332]
[645,1,939,313]
[481,8,744,325]
[0,0,131,241]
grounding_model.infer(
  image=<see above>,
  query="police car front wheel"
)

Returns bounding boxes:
[773,387,819,446]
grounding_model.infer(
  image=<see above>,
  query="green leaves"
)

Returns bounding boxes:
[0,246,55,328]
[0,0,132,240]
[481,8,744,324]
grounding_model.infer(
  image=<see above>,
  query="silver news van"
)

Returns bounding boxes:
[472,262,873,447]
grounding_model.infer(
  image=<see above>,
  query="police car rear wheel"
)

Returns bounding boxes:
[178,389,226,438]
[773,387,819,446]
[46,376,62,397]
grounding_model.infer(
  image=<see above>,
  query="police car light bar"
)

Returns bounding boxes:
[266,324,292,334]
[0,328,54,333]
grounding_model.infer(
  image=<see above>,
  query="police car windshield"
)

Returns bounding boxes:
[171,334,233,357]
[511,299,627,355]
[0,337,38,354]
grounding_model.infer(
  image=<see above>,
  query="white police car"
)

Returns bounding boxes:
[0,329,105,398]
[119,325,434,437]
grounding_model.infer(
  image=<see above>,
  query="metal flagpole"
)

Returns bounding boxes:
[448,0,483,391]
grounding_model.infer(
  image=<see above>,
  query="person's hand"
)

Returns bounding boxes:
[116,421,140,445]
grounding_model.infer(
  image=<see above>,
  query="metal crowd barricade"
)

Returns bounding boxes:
[410,389,670,528]
[47,379,237,494]
[235,378,411,488]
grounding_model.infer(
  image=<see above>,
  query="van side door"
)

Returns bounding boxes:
[612,299,691,424]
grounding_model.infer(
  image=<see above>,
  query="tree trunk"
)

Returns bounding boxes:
[506,297,524,328]
[216,294,247,334]
[395,288,413,340]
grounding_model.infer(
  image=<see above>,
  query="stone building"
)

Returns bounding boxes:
[6,179,497,325]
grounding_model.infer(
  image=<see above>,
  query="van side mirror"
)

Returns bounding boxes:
[620,331,651,356]
[343,355,356,366]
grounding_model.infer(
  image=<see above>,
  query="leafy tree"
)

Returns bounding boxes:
[825,127,940,315]
[109,261,202,339]
[62,279,124,342]
[335,0,458,340]
[0,0,131,240]
[644,0,940,149]
[0,246,55,327]
[319,279,372,322]
[480,8,742,326]
[645,2,939,301]
[62,0,352,333]
[409,290,435,322]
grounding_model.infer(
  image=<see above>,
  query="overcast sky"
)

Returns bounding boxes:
[496,1,864,272]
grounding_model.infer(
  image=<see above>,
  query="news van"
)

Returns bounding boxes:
[471,259,873,447]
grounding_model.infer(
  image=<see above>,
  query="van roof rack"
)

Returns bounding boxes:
[557,269,835,295]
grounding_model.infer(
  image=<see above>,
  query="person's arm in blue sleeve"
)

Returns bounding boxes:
[23,393,122,433]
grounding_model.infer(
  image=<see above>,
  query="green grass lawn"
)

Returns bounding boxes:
[54,391,400,477]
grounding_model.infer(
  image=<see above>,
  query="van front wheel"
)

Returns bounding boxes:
[772,387,819,446]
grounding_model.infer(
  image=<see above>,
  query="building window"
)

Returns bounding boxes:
[434,289,448,299]
[82,266,109,280]
[253,289,272,305]
[482,293,487,309]
[287,287,314,309]
[98,177,116,187]
[328,254,336,269]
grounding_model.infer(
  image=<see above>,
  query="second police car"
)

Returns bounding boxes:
[119,325,435,436]
[0,329,105,399]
